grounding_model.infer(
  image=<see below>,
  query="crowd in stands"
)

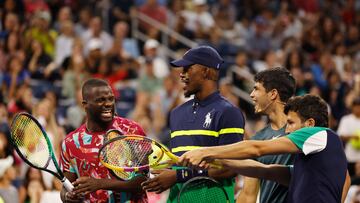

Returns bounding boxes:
[0,0,360,202]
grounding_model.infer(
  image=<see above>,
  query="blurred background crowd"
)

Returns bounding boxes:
[0,0,360,202]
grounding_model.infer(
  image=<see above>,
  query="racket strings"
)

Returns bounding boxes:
[101,138,156,168]
[178,178,229,203]
[11,115,50,167]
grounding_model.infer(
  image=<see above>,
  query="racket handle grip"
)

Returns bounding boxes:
[210,160,223,169]
[62,178,74,192]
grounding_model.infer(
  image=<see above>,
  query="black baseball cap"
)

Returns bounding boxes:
[170,46,224,70]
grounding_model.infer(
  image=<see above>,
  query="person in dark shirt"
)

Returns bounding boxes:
[142,46,245,202]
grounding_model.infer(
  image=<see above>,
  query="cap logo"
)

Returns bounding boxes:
[184,50,190,56]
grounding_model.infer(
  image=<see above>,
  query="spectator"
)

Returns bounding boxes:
[7,84,33,115]
[25,10,57,58]
[18,167,47,203]
[82,16,113,55]
[310,51,335,93]
[0,31,25,72]
[142,39,169,79]
[85,38,106,74]
[33,97,65,158]
[319,16,339,49]
[74,6,92,36]
[23,0,49,17]
[0,156,18,203]
[211,0,237,31]
[61,39,89,101]
[40,178,62,203]
[3,56,29,99]
[0,12,21,39]
[26,40,57,82]
[0,124,11,159]
[137,0,167,32]
[333,43,352,81]
[109,0,134,27]
[53,6,73,32]
[337,97,360,175]
[181,0,215,39]
[109,21,140,59]
[247,16,271,59]
[285,49,305,70]
[66,89,86,132]
[54,20,75,66]
[138,58,163,94]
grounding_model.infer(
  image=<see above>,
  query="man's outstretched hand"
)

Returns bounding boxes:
[178,148,213,169]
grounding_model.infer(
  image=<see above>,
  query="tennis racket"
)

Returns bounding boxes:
[102,129,138,180]
[10,112,74,191]
[98,130,222,174]
[177,176,230,203]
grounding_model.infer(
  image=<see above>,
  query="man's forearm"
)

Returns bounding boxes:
[236,177,259,203]
[204,138,297,161]
[341,171,351,203]
[205,141,266,160]
[208,167,237,180]
[221,159,291,186]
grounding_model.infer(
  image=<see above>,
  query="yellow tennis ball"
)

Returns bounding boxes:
[350,130,360,150]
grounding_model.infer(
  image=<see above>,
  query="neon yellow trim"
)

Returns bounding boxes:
[219,128,244,134]
[171,130,219,138]
[171,128,244,138]
[171,146,201,153]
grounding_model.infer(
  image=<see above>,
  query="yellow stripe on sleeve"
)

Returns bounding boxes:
[219,128,244,135]
[171,128,244,138]
[171,130,219,138]
[171,146,202,153]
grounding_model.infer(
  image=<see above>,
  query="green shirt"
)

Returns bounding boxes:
[251,124,294,203]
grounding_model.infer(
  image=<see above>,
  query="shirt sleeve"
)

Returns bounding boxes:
[286,127,328,155]
[60,139,71,172]
[218,106,245,145]
[59,135,78,174]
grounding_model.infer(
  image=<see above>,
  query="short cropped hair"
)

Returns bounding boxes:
[284,94,329,127]
[254,67,296,102]
[82,78,109,100]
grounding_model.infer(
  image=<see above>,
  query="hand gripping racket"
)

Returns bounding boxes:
[177,176,230,203]
[98,130,222,174]
[10,112,74,191]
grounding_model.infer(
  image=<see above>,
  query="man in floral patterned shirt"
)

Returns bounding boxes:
[60,78,148,203]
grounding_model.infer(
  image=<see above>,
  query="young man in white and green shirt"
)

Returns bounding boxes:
[179,94,350,203]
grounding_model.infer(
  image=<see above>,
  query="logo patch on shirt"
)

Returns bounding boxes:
[203,112,213,128]
[271,134,282,140]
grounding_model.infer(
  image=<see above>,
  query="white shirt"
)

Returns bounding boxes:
[337,113,360,162]
[55,35,74,66]
[181,10,214,32]
[81,30,113,56]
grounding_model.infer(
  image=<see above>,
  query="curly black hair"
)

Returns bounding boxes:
[254,67,296,102]
[284,94,328,127]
